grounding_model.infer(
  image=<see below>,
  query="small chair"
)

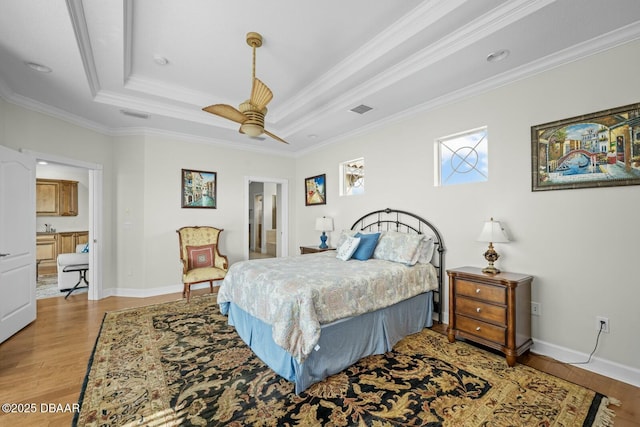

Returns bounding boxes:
[177,226,229,302]
[57,243,89,291]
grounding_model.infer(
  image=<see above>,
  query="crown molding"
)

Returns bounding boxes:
[66,0,101,97]
[3,89,294,157]
[124,74,220,108]
[93,89,234,129]
[123,0,133,83]
[114,127,295,158]
[279,0,556,136]
[5,92,112,135]
[274,0,556,126]
[271,0,469,122]
[298,24,640,157]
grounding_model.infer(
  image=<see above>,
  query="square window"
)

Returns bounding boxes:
[340,158,364,196]
[436,127,488,186]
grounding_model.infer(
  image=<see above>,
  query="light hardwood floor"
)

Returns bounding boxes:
[0,290,638,426]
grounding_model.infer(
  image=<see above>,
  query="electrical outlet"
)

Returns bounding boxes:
[596,316,610,333]
[531,302,541,316]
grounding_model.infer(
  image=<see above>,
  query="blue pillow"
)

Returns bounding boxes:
[351,232,380,260]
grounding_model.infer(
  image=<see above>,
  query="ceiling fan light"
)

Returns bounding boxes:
[241,123,263,137]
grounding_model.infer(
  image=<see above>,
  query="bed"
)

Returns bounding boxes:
[217,208,445,393]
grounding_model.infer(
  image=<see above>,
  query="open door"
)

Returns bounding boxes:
[244,176,288,260]
[0,145,36,343]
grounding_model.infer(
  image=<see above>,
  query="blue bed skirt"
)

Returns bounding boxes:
[220,291,433,394]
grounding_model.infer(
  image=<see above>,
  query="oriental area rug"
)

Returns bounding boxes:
[74,294,619,426]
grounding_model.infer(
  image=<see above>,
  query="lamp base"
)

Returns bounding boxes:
[482,242,501,274]
[319,232,328,249]
[482,265,501,275]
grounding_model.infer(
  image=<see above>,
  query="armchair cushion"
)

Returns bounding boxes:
[186,244,216,269]
[184,267,227,283]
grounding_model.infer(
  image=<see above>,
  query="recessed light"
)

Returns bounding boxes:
[38,161,48,165]
[153,55,169,65]
[25,62,52,73]
[486,49,510,63]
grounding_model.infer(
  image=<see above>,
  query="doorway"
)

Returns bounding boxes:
[244,176,288,260]
[28,150,103,300]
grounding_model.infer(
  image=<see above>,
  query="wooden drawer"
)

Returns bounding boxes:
[456,296,506,325]
[456,314,506,344]
[448,267,534,367]
[455,279,506,304]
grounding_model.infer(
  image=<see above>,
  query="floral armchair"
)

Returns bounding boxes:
[176,226,229,301]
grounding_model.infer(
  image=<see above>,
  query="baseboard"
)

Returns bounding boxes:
[531,338,640,388]
[442,311,639,388]
[102,282,211,299]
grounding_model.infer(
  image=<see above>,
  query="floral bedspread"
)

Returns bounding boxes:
[217,251,438,363]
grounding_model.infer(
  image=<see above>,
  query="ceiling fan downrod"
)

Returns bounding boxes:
[246,32,262,82]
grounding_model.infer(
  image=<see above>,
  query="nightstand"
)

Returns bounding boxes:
[447,266,533,366]
[299,246,335,255]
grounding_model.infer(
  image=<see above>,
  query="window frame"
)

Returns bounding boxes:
[435,126,488,187]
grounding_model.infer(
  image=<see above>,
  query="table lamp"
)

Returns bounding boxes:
[315,217,334,249]
[477,217,509,274]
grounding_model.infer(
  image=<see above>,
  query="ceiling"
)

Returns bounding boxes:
[1,1,639,155]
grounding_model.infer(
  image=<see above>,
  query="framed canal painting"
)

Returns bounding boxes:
[181,169,217,208]
[531,102,640,191]
[305,174,326,206]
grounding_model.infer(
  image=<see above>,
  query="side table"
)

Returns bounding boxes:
[447,266,533,366]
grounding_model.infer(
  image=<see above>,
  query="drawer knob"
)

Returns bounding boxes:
[476,307,481,313]
[476,326,481,331]
[475,288,481,294]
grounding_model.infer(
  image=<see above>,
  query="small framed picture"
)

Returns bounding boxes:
[305,174,326,206]
[181,169,217,208]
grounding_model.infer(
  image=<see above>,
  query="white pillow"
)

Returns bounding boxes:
[336,236,361,261]
[372,230,424,265]
[334,230,357,249]
[416,236,436,264]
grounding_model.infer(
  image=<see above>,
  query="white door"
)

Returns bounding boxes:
[0,145,36,343]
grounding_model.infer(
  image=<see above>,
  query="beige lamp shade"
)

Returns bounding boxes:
[315,217,334,232]
[477,218,509,274]
[477,218,509,243]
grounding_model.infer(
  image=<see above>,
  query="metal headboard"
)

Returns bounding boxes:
[350,208,446,323]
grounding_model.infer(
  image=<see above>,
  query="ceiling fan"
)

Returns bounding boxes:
[202,32,288,144]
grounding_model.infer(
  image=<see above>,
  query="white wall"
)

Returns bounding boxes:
[113,133,296,294]
[295,40,640,383]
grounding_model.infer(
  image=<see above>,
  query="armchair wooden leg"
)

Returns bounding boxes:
[209,281,214,294]
[183,283,191,302]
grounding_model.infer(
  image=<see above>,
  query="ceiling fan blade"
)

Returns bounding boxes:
[250,78,273,110]
[202,104,247,124]
[263,129,289,144]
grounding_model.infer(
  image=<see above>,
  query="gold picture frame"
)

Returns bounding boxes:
[531,103,640,191]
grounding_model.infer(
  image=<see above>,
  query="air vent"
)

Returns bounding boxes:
[350,104,373,114]
[120,110,149,119]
